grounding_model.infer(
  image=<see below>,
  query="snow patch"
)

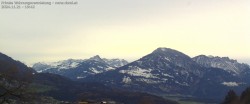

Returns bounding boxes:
[164,57,171,61]
[77,76,85,79]
[119,66,157,78]
[175,81,189,86]
[163,73,174,78]
[222,82,239,87]
[122,76,132,83]
[135,78,162,84]
[70,62,79,68]
[161,48,166,51]
[37,70,43,73]
[106,66,115,70]
[90,68,102,74]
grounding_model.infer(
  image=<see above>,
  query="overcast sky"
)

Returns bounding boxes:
[0,0,250,65]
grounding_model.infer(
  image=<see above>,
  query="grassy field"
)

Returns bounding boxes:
[27,83,55,93]
[178,101,206,104]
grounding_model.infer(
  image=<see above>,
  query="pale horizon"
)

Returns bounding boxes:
[1,0,250,65]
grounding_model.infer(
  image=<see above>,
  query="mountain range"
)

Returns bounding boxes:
[31,47,250,101]
[80,48,250,100]
[32,55,128,80]
[0,52,178,104]
[193,55,250,76]
[1,47,250,103]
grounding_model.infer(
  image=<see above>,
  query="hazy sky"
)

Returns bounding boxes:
[0,0,250,65]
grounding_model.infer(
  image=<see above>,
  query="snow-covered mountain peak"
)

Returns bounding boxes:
[89,55,103,62]
[145,47,202,71]
[152,47,190,58]
[153,47,178,53]
[103,58,128,68]
[112,48,205,85]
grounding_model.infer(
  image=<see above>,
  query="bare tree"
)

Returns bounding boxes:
[0,64,32,104]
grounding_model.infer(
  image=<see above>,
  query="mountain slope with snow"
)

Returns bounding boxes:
[82,48,248,99]
[32,48,250,100]
[32,55,128,80]
[193,55,250,75]
[83,48,205,94]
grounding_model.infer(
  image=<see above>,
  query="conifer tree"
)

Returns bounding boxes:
[222,90,239,104]
[240,87,250,104]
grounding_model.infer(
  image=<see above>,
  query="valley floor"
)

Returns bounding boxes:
[162,95,219,104]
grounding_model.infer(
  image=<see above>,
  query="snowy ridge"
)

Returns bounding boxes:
[193,55,250,75]
[33,59,83,71]
[103,58,128,68]
[32,55,128,80]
